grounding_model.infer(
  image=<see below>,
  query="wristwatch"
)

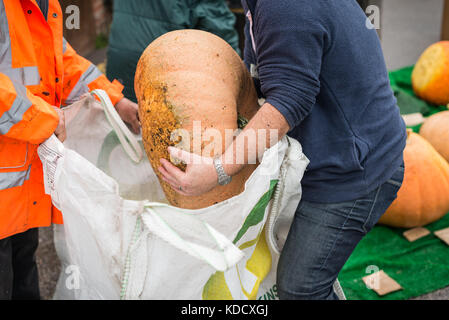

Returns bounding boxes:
[213,157,232,186]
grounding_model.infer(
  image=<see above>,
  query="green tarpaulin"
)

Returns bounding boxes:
[388,66,447,131]
[339,66,449,300]
[340,213,449,300]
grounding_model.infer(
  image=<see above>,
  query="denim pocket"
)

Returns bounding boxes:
[386,164,405,188]
[361,165,405,233]
[360,188,381,234]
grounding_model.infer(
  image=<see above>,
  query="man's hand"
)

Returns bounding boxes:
[52,106,66,142]
[115,98,141,134]
[158,102,289,197]
[158,147,218,196]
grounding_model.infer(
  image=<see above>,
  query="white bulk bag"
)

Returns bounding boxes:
[40,90,343,300]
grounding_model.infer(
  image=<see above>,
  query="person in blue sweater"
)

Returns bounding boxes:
[159,0,407,299]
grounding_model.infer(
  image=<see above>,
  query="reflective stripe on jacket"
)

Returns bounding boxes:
[0,0,124,239]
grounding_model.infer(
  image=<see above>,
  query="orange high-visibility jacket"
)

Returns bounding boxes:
[0,0,124,239]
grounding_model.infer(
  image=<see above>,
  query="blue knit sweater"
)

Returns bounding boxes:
[242,0,406,203]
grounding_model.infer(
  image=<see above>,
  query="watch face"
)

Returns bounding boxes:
[221,175,232,186]
[214,157,232,185]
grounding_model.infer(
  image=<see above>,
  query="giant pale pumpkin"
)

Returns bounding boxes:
[379,131,449,228]
[412,41,449,105]
[419,110,449,163]
[135,30,260,209]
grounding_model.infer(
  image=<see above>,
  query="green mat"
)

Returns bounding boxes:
[338,66,449,300]
[388,66,447,132]
[340,213,449,300]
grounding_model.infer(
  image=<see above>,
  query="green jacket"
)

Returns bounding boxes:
[106,0,240,102]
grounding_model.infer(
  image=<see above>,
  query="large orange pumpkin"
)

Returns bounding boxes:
[412,41,449,105]
[419,110,449,163]
[135,30,260,209]
[379,131,449,228]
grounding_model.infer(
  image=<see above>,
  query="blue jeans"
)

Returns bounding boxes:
[276,164,404,300]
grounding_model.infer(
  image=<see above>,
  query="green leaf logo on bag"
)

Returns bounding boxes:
[202,180,278,300]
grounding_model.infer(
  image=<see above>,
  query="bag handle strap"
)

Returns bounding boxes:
[141,202,244,272]
[90,89,143,163]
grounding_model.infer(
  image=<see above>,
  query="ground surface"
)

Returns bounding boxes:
[36,227,60,300]
[36,2,449,300]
